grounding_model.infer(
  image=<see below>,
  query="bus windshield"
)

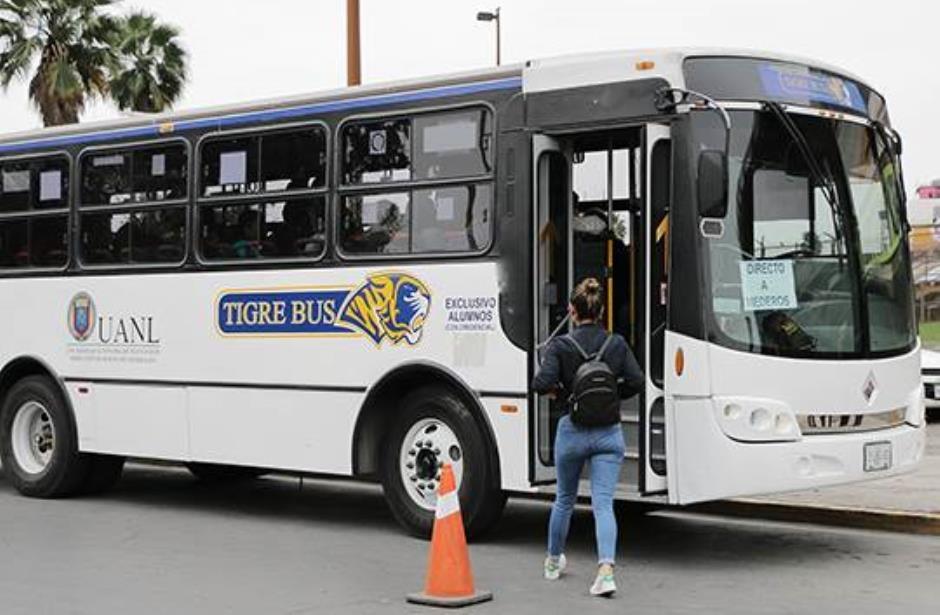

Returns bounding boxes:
[697,109,915,358]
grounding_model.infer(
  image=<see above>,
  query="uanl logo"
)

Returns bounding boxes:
[217,272,432,346]
[66,292,160,345]
[67,292,96,341]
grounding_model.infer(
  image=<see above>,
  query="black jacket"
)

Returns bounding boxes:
[532,323,645,404]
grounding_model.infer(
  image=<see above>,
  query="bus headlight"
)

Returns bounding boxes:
[749,407,773,431]
[907,387,925,427]
[713,397,802,442]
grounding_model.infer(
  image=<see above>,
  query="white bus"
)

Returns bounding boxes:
[0,49,925,537]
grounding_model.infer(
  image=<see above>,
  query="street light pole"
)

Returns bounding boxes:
[347,0,361,86]
[476,7,501,66]
[495,7,501,66]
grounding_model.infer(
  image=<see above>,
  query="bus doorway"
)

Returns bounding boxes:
[532,125,670,497]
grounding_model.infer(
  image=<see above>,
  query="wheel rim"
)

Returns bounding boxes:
[398,418,464,512]
[11,401,55,476]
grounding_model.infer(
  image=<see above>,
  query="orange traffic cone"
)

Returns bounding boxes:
[406,464,493,608]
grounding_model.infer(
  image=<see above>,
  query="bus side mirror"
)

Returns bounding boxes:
[697,150,728,218]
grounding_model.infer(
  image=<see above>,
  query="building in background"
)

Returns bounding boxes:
[910,181,940,326]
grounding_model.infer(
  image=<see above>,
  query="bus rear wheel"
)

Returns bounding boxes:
[380,385,505,540]
[0,376,88,498]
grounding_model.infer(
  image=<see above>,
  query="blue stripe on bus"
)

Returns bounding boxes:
[0,76,523,155]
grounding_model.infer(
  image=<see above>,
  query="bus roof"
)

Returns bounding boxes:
[522,47,875,95]
[0,47,876,153]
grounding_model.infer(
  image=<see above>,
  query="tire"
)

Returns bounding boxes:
[0,375,88,498]
[81,454,125,495]
[185,462,267,482]
[380,385,506,540]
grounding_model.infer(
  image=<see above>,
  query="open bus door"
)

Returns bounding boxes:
[641,123,672,495]
[531,126,672,496]
[531,134,569,484]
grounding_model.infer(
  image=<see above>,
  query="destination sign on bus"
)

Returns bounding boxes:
[684,58,884,121]
[759,65,866,114]
[739,260,798,311]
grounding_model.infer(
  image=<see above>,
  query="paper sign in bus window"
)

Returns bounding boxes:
[740,260,797,311]
[220,151,247,185]
[2,170,29,193]
[369,130,387,155]
[93,154,125,167]
[422,120,476,153]
[39,171,62,201]
[151,154,166,177]
[361,201,379,225]
[436,196,455,221]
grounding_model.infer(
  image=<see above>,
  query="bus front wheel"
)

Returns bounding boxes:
[0,375,89,498]
[380,385,505,540]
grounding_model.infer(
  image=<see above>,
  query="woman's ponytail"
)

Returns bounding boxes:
[570,277,604,322]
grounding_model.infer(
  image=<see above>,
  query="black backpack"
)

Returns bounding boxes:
[565,334,621,427]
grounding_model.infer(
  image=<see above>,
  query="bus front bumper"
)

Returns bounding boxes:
[670,398,926,505]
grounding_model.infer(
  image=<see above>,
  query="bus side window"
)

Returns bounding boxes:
[196,125,329,263]
[201,137,257,197]
[78,142,188,267]
[340,193,411,255]
[338,109,494,259]
[412,184,491,253]
[260,129,327,192]
[81,143,187,206]
[0,155,69,270]
[342,118,412,185]
[199,197,326,261]
[0,219,28,267]
[413,110,492,180]
[1,162,32,212]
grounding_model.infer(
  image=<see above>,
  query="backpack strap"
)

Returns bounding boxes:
[564,334,592,361]
[594,334,615,360]
[566,333,614,361]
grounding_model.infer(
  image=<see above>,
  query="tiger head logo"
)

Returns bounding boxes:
[338,273,431,346]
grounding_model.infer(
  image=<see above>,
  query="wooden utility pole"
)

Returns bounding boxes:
[347,0,361,86]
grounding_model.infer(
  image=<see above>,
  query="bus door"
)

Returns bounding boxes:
[533,126,671,495]
[532,134,570,484]
[642,124,672,495]
[567,133,644,493]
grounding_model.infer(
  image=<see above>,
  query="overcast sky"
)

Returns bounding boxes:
[1,0,937,190]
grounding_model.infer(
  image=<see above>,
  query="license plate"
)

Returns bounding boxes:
[864,441,892,473]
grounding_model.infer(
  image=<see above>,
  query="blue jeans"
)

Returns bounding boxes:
[547,414,625,565]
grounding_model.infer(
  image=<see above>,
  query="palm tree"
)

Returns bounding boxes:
[0,0,117,126]
[108,11,186,114]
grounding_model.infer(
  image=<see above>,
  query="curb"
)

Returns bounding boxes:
[691,499,940,536]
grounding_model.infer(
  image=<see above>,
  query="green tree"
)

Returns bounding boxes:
[0,0,117,126]
[108,10,186,114]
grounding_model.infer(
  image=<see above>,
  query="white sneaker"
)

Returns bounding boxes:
[590,571,616,597]
[544,554,567,580]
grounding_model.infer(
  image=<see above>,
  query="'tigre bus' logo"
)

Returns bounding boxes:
[216,272,432,346]
[67,292,96,341]
[340,273,431,345]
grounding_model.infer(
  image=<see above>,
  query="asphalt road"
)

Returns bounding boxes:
[0,465,938,615]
